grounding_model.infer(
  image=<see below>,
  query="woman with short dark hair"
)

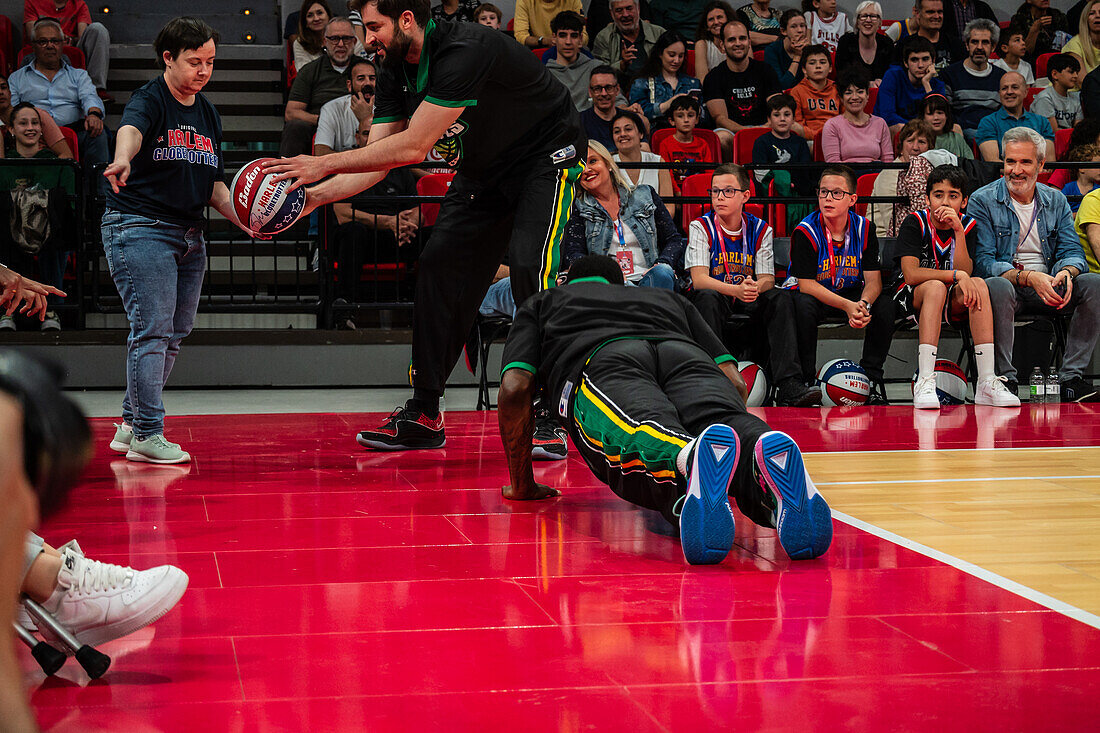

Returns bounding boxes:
[101,17,254,464]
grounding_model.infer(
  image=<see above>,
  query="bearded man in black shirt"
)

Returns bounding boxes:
[497,255,833,566]
[268,0,586,452]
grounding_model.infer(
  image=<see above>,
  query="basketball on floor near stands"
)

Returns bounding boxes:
[818,359,871,406]
[739,360,770,407]
[231,158,306,236]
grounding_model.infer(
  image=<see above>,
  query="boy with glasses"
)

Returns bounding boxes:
[789,165,894,402]
[686,164,821,406]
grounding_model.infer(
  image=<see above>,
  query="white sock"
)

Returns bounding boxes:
[917,344,937,380]
[974,343,995,381]
[676,439,696,478]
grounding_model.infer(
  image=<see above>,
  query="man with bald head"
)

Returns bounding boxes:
[974,71,1054,162]
[970,126,1100,402]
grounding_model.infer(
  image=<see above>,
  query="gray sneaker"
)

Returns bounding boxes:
[126,434,191,464]
[0,315,15,331]
[109,423,133,453]
[40,311,60,331]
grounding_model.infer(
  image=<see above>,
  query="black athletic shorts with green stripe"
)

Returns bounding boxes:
[569,339,774,528]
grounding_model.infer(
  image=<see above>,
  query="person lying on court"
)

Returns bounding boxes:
[496,254,833,565]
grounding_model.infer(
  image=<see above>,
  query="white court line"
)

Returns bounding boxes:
[833,510,1100,630]
[818,474,1100,487]
[805,445,1097,455]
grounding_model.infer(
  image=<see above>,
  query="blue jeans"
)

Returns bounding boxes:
[630,262,677,290]
[479,277,516,318]
[102,209,206,439]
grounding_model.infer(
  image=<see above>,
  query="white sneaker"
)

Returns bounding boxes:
[39,541,189,649]
[126,434,191,464]
[109,423,133,453]
[913,375,940,410]
[975,375,1022,407]
[40,311,60,331]
[0,315,14,331]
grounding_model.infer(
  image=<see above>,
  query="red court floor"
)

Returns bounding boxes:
[22,406,1100,731]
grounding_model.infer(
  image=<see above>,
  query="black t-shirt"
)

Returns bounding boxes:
[702,58,780,127]
[834,32,895,82]
[289,56,350,115]
[501,278,733,405]
[751,131,813,195]
[580,106,617,152]
[895,210,977,271]
[107,76,224,225]
[374,19,584,181]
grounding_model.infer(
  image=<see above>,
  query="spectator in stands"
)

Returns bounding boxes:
[686,163,821,406]
[1083,63,1100,118]
[0,102,76,332]
[738,0,781,49]
[802,0,848,53]
[474,3,502,28]
[23,0,111,98]
[1062,0,1100,76]
[920,93,973,159]
[1010,0,1070,62]
[888,0,963,70]
[940,18,1004,136]
[1031,53,1083,131]
[0,74,73,159]
[562,141,682,290]
[788,43,840,141]
[973,126,1100,402]
[347,0,367,47]
[580,66,649,151]
[514,0,586,49]
[940,0,998,46]
[898,164,1020,409]
[822,69,894,163]
[611,109,675,216]
[704,19,781,160]
[594,0,666,86]
[834,1,894,88]
[9,19,106,187]
[752,94,814,230]
[330,124,419,304]
[789,165,892,403]
[282,16,358,157]
[293,0,332,71]
[764,9,808,89]
[101,17,255,462]
[975,72,1055,162]
[648,0,709,38]
[547,12,604,111]
[657,95,717,190]
[991,24,1036,85]
[1062,144,1100,212]
[432,0,481,23]
[874,36,946,134]
[628,31,702,129]
[315,56,375,155]
[888,119,937,236]
[1075,184,1100,273]
[695,1,734,80]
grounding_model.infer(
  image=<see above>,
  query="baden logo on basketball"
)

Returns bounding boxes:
[230,158,306,236]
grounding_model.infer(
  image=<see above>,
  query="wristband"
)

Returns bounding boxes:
[858,299,870,309]
[952,270,958,284]
[86,110,103,119]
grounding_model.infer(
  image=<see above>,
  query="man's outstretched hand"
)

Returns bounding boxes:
[263,155,331,191]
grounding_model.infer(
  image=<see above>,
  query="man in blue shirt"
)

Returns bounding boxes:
[9,19,106,181]
[975,72,1054,162]
[874,36,946,135]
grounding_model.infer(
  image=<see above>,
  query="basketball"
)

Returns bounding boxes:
[738,360,770,407]
[817,359,871,406]
[912,359,968,405]
[230,158,306,236]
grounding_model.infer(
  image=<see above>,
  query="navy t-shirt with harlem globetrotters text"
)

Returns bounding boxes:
[107,75,224,226]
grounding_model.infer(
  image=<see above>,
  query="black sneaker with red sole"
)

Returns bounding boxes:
[532,407,568,460]
[356,403,446,450]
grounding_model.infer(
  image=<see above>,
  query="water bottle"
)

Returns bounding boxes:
[1029,367,1044,404]
[1047,366,1060,403]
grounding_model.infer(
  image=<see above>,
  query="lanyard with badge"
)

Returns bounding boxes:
[715,219,747,285]
[613,219,634,276]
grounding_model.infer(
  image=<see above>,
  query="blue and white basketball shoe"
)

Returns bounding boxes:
[753,431,832,559]
[679,424,739,565]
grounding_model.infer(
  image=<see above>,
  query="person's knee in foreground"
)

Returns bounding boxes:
[897,164,1021,409]
[496,254,833,565]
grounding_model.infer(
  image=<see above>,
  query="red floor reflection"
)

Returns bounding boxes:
[24,406,1100,731]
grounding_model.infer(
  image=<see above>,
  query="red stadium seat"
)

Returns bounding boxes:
[812,129,825,162]
[767,178,786,237]
[533,46,549,60]
[1035,52,1056,80]
[0,16,12,74]
[1055,127,1072,160]
[865,86,878,114]
[685,47,697,78]
[59,125,78,161]
[855,173,878,217]
[753,49,765,62]
[286,40,297,88]
[733,127,767,165]
[506,18,515,31]
[1024,87,1041,111]
[650,127,674,152]
[19,44,85,69]
[416,172,455,227]
[1038,170,1053,184]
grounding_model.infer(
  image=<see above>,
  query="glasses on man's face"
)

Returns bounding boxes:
[325,35,356,45]
[34,38,63,46]
[857,13,881,21]
[818,188,852,200]
[590,84,618,93]
[710,187,747,198]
